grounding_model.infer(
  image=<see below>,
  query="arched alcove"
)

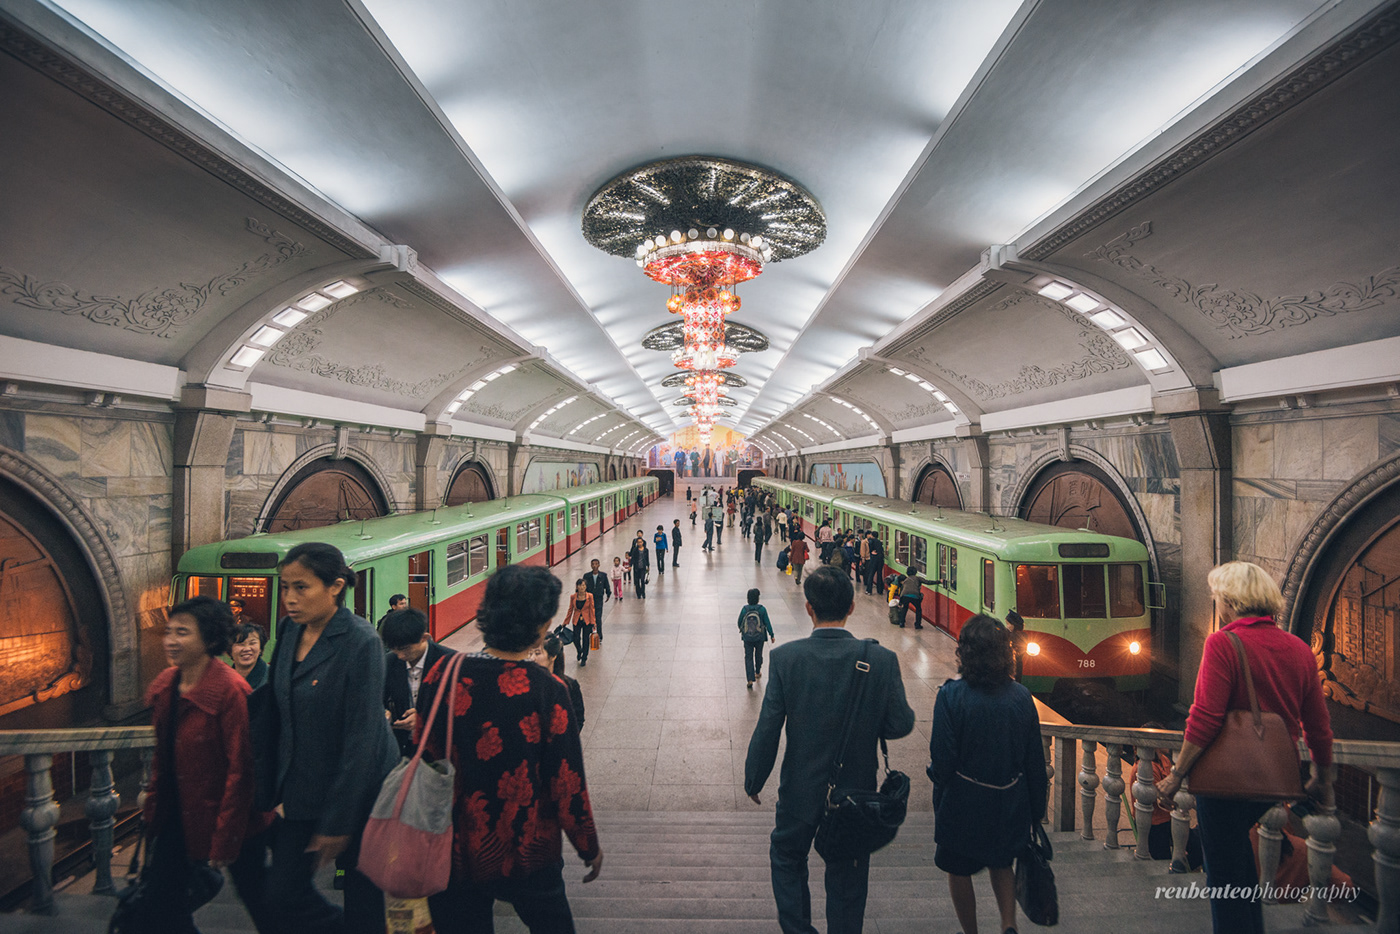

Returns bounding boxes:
[443,460,497,506]
[608,463,618,480]
[262,456,390,533]
[912,462,963,510]
[1019,459,1141,540]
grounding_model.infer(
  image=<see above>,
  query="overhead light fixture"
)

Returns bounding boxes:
[1113,328,1147,350]
[932,390,949,402]
[446,401,462,414]
[230,346,266,368]
[249,325,284,348]
[1065,293,1100,314]
[1134,348,1170,371]
[295,292,333,312]
[321,280,359,299]
[1090,309,1126,329]
[273,307,308,327]
[888,367,906,376]
[1038,281,1074,301]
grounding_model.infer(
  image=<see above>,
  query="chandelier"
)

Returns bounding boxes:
[583,156,825,439]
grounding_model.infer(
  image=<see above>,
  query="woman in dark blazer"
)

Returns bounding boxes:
[253,542,398,934]
[929,614,1047,934]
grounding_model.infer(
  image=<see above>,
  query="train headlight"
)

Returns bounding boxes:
[1129,641,1141,655]
[1025,641,1041,656]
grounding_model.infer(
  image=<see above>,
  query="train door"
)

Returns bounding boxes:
[408,551,433,631]
[545,517,554,566]
[352,569,372,623]
[496,527,510,569]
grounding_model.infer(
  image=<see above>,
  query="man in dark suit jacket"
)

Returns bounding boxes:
[381,607,454,757]
[582,559,611,643]
[745,566,916,934]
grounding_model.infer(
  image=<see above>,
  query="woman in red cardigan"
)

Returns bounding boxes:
[1155,561,1333,934]
[562,577,597,668]
[140,596,256,931]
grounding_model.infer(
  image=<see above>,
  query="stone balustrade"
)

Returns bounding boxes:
[0,727,156,916]
[1038,722,1400,933]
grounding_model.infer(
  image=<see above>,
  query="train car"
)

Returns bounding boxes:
[556,479,648,558]
[754,478,1153,693]
[754,477,842,538]
[174,494,563,647]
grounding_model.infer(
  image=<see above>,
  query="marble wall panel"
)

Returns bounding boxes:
[225,430,244,478]
[130,422,173,478]
[0,410,22,452]
[1233,497,1259,559]
[1234,424,1275,479]
[24,414,82,478]
[242,430,297,477]
[89,494,151,558]
[1273,420,1324,480]
[108,476,169,498]
[1253,497,1291,561]
[1321,417,1380,481]
[79,420,132,479]
[1138,492,1180,545]
[1381,414,1400,459]
[147,494,171,553]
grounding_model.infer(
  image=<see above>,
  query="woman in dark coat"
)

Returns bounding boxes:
[141,596,255,933]
[929,614,1047,934]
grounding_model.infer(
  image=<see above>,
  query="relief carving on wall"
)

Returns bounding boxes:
[466,386,569,423]
[930,292,1130,400]
[0,217,306,338]
[267,289,498,398]
[1090,222,1400,338]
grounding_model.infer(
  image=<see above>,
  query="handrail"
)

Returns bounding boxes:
[0,727,155,756]
[1036,721,1400,768]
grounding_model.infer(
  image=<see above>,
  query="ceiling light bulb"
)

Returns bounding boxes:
[750,236,763,248]
[1038,281,1074,301]
[1065,293,1101,314]
[671,230,682,243]
[707,228,718,238]
[688,228,699,239]
[740,233,750,243]
[723,229,735,240]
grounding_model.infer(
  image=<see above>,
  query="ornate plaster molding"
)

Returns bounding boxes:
[1280,450,1400,635]
[0,19,375,260]
[1024,4,1400,261]
[0,217,305,338]
[0,447,139,715]
[931,292,1130,400]
[1089,222,1400,338]
[466,385,570,423]
[884,280,1002,356]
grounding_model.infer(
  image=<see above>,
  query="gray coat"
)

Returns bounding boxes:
[744,628,915,825]
[268,606,398,836]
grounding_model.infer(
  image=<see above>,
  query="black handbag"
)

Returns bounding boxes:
[553,623,576,646]
[1015,822,1058,927]
[109,834,225,933]
[814,641,909,862]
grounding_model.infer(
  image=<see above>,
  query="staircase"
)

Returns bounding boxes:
[2,810,1372,933]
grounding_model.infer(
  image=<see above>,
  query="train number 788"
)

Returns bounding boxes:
[1078,659,1096,669]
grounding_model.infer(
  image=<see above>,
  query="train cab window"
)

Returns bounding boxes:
[187,575,222,600]
[1062,564,1107,619]
[228,577,272,633]
[896,530,910,568]
[1109,564,1145,617]
[1016,565,1061,619]
[982,559,995,612]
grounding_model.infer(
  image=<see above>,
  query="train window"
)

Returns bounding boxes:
[228,577,272,633]
[982,559,994,611]
[948,548,957,591]
[353,569,371,621]
[912,537,926,575]
[528,518,541,549]
[187,575,222,600]
[570,506,579,529]
[896,530,910,568]
[1109,564,1145,617]
[469,535,488,577]
[1062,564,1107,619]
[496,527,509,568]
[587,500,599,523]
[1016,565,1061,619]
[446,539,470,586]
[878,524,889,550]
[805,500,815,520]
[935,543,946,582]
[516,522,529,553]
[556,511,565,536]
[1059,542,1110,558]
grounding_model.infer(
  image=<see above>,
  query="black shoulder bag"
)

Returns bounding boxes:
[1015,821,1059,926]
[813,640,911,862]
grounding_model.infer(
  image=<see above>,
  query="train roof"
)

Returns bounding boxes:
[176,493,564,572]
[756,478,1148,562]
[555,477,651,505]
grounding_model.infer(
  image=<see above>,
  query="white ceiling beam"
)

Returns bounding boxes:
[247,381,425,432]
[980,385,1154,434]
[0,334,183,400]
[1216,335,1400,403]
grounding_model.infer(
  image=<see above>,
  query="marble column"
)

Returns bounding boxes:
[955,430,990,513]
[414,430,448,511]
[1165,404,1232,705]
[171,386,248,563]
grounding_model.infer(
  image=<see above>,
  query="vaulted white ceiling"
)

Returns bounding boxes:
[3,0,1398,451]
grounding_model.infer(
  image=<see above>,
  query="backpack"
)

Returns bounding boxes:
[742,607,765,640]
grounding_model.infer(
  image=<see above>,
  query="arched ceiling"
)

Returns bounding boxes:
[1,0,1397,455]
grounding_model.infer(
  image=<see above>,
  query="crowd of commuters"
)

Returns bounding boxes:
[133,471,1333,934]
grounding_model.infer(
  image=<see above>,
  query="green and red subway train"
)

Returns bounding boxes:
[172,476,658,647]
[755,477,1155,693]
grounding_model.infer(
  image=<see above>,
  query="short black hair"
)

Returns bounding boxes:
[280,542,353,607]
[389,593,407,607]
[803,566,854,623]
[232,622,266,649]
[380,608,429,649]
[957,614,1015,690]
[478,565,562,652]
[169,596,236,657]
[747,588,760,605]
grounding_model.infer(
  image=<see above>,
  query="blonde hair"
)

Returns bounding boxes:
[1207,561,1284,620]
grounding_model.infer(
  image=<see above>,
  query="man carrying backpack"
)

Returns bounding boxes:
[737,588,775,689]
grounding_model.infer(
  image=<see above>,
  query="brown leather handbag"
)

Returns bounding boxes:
[1186,631,1305,801]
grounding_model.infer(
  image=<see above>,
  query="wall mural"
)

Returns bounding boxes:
[647,426,762,478]
[1090,222,1400,338]
[0,216,306,338]
[520,460,600,494]
[808,461,887,497]
[931,293,1130,400]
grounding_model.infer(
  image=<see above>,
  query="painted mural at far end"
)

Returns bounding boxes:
[809,461,886,497]
[647,426,763,478]
[521,460,600,494]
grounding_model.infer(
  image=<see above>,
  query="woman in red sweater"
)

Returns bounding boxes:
[1155,561,1333,934]
[417,564,601,934]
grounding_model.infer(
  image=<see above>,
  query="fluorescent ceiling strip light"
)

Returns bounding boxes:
[1091,309,1126,329]
[1065,293,1100,314]
[249,325,283,347]
[295,292,333,312]
[1134,348,1170,371]
[1038,281,1074,301]
[1113,328,1147,350]
[230,346,265,367]
[321,280,359,299]
[272,307,308,327]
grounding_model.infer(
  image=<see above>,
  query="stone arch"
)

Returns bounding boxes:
[911,459,963,509]
[443,458,498,506]
[0,447,139,717]
[256,443,393,533]
[608,462,618,480]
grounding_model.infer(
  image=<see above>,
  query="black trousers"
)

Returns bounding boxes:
[770,812,869,934]
[251,817,384,934]
[634,569,646,597]
[575,623,594,664]
[899,595,923,628]
[755,537,765,563]
[1195,796,1272,934]
[672,545,680,567]
[743,639,766,682]
[703,521,714,550]
[655,548,666,573]
[428,859,576,934]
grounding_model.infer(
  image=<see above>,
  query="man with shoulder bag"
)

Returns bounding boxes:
[745,567,916,934]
